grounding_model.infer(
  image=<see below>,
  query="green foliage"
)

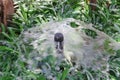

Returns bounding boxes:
[60,68,69,80]
[104,39,115,54]
[83,29,98,39]
[70,22,79,28]
[0,0,120,80]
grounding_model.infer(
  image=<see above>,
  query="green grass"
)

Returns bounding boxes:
[0,0,120,80]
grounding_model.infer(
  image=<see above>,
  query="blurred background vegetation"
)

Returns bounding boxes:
[0,0,120,80]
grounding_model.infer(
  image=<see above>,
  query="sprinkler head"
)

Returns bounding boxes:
[54,33,64,54]
[54,33,64,42]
